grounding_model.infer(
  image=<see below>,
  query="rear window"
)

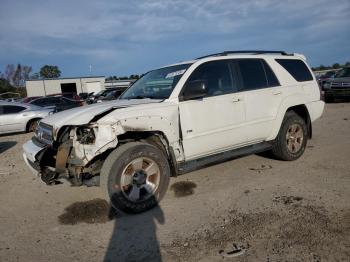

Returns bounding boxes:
[2,105,26,114]
[276,59,313,82]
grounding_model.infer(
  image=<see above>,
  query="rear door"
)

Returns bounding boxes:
[179,60,247,160]
[232,59,284,142]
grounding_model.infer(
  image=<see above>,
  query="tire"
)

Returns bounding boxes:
[272,111,308,161]
[100,142,170,214]
[26,119,40,133]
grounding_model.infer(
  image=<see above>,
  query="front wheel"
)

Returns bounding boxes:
[27,119,40,133]
[272,112,308,161]
[100,142,170,214]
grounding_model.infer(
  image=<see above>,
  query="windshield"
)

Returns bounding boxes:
[335,68,350,78]
[120,63,192,100]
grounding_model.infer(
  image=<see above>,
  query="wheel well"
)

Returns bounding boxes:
[286,105,312,138]
[117,131,168,153]
[26,118,41,132]
[116,131,178,176]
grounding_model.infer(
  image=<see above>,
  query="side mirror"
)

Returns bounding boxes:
[181,80,208,101]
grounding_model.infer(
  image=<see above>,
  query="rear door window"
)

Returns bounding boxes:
[275,59,313,82]
[236,59,268,91]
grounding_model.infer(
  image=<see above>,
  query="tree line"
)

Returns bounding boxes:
[106,74,141,81]
[311,61,350,71]
[0,64,61,94]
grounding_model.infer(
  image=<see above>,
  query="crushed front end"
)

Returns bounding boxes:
[22,121,114,186]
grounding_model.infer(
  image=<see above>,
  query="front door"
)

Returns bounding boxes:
[179,60,246,160]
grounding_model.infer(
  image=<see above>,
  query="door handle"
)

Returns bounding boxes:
[232,97,242,102]
[273,91,282,95]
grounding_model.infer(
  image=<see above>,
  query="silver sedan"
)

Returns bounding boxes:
[0,102,53,135]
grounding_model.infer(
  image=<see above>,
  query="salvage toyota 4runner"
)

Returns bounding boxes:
[23,51,324,213]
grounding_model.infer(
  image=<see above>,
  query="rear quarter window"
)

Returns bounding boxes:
[275,59,313,82]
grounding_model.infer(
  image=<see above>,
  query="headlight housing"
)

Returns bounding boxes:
[76,126,96,144]
[35,122,54,145]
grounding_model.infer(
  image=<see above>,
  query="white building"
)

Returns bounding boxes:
[25,76,105,97]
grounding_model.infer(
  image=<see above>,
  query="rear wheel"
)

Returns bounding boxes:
[100,142,170,214]
[272,112,308,161]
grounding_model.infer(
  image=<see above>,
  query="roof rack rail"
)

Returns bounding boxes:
[196,50,293,59]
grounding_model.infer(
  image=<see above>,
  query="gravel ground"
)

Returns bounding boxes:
[0,103,349,262]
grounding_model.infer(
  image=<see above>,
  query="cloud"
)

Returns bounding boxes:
[0,0,349,75]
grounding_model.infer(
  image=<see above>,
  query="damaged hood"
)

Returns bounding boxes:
[41,99,161,129]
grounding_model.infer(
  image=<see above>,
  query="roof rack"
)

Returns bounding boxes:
[196,50,293,59]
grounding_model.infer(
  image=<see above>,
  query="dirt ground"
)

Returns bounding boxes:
[0,103,349,262]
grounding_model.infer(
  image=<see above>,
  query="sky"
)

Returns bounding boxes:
[0,0,349,77]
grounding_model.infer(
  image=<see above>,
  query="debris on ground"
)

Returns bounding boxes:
[273,196,303,205]
[249,164,273,172]
[218,243,246,258]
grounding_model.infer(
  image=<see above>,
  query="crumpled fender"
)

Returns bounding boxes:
[72,113,181,165]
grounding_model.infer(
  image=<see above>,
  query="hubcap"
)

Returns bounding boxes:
[119,157,160,202]
[286,123,304,153]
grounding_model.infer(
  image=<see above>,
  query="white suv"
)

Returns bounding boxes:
[23,51,324,213]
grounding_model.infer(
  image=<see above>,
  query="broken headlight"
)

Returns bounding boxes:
[76,126,96,144]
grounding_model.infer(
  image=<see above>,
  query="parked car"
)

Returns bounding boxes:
[29,96,83,112]
[48,92,82,101]
[87,89,117,104]
[317,70,337,89]
[0,102,53,135]
[23,50,324,214]
[79,92,94,100]
[21,96,43,103]
[96,89,124,102]
[0,92,21,102]
[323,67,350,102]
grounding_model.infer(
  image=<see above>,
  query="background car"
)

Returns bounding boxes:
[0,102,53,134]
[21,96,43,103]
[323,67,350,102]
[48,92,82,101]
[0,92,22,102]
[78,92,94,100]
[318,70,337,89]
[29,96,83,112]
[87,88,123,104]
[96,89,124,102]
